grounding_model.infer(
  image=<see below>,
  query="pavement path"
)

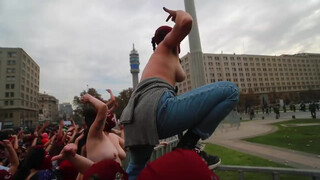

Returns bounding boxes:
[204,111,320,170]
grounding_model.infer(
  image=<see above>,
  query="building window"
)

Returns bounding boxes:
[7,60,16,65]
[6,68,16,73]
[7,52,17,58]
[6,76,15,81]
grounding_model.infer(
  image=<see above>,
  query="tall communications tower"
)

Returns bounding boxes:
[130,44,140,90]
[184,0,206,88]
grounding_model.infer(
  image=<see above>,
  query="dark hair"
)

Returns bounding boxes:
[0,131,9,141]
[14,147,45,180]
[82,103,97,129]
[151,26,172,51]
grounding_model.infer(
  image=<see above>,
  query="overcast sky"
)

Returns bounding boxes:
[1,0,319,104]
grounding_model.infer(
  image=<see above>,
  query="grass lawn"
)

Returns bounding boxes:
[205,143,310,180]
[244,119,320,155]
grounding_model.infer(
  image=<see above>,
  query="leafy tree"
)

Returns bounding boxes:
[72,87,133,123]
[114,88,133,119]
[72,88,105,124]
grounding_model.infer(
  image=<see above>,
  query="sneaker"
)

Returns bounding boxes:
[195,146,221,169]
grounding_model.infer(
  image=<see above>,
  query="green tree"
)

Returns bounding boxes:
[72,88,105,124]
[114,88,133,119]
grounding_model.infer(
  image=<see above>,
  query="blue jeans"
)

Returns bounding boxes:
[126,146,154,180]
[156,81,239,139]
[126,81,239,179]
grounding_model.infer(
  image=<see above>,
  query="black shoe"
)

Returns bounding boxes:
[195,147,221,169]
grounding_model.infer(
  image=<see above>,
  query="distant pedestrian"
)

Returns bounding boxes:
[273,105,280,119]
[250,108,255,120]
[309,102,316,119]
[300,102,306,111]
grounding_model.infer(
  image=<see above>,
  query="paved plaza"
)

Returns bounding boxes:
[204,111,320,170]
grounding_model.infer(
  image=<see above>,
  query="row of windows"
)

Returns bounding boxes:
[4,113,13,118]
[21,76,39,87]
[21,93,38,102]
[3,100,38,108]
[204,61,319,72]
[21,100,38,108]
[21,85,38,96]
[5,84,15,89]
[4,100,14,106]
[241,85,320,93]
[205,55,319,64]
[5,92,14,98]
[205,66,318,73]
[205,71,320,80]
[7,60,16,65]
[6,68,15,73]
[7,52,17,58]
[6,76,15,81]
[23,54,39,72]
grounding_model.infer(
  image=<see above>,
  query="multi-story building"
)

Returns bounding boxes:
[177,52,320,106]
[0,47,40,129]
[59,102,73,120]
[39,93,59,122]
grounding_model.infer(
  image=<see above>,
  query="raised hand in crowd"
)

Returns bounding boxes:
[0,140,19,175]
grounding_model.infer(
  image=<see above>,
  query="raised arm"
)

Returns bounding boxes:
[45,134,56,152]
[52,143,93,174]
[160,7,193,51]
[11,135,19,150]
[38,121,49,135]
[81,94,108,135]
[0,140,19,175]
[106,89,115,107]
[57,119,64,138]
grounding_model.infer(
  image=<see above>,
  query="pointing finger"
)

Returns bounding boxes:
[166,14,172,22]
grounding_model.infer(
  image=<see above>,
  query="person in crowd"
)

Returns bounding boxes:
[0,139,19,178]
[273,105,280,119]
[14,146,56,180]
[137,148,219,180]
[309,102,316,119]
[120,7,239,179]
[81,89,125,164]
[300,101,306,111]
[52,143,128,180]
[250,108,255,120]
[53,143,219,180]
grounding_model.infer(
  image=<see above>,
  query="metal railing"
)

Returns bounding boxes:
[122,136,179,168]
[123,138,320,180]
[215,165,320,180]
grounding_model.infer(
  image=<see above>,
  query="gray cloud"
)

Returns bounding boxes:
[0,0,319,103]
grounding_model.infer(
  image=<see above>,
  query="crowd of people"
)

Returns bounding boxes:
[1,7,240,180]
[0,88,220,180]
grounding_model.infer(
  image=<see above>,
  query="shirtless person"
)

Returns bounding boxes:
[121,7,239,179]
[81,90,125,165]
